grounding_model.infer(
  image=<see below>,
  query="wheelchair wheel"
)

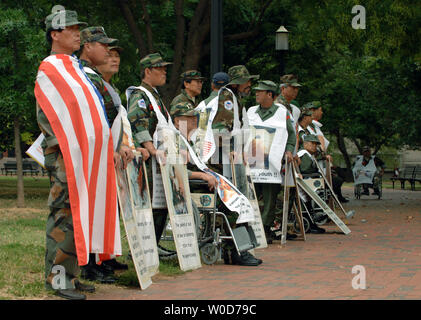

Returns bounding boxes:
[315,216,329,226]
[293,216,310,233]
[200,243,219,265]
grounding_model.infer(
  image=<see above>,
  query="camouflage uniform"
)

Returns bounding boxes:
[250,80,297,236]
[39,10,87,291]
[201,66,260,260]
[297,107,313,151]
[79,27,119,126]
[126,53,172,243]
[169,70,205,122]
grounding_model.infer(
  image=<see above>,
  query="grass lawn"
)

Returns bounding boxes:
[0,175,184,299]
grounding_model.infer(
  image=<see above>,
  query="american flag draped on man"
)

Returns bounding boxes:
[34,53,121,267]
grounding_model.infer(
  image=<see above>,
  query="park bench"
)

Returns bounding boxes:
[2,160,40,176]
[391,165,416,190]
[2,161,17,175]
[408,165,421,191]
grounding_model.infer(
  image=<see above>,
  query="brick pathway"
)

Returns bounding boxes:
[90,186,421,300]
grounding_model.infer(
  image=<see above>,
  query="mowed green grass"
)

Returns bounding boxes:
[0,176,183,299]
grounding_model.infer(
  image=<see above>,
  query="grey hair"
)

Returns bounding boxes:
[280,83,289,89]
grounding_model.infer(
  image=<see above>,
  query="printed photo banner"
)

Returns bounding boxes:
[174,130,255,225]
[116,153,155,289]
[246,125,284,184]
[126,153,159,279]
[160,153,201,271]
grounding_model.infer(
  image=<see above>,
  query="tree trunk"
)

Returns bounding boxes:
[334,129,353,182]
[14,118,25,208]
[117,0,148,57]
[139,0,154,52]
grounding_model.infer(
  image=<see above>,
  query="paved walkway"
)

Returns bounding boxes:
[90,186,421,300]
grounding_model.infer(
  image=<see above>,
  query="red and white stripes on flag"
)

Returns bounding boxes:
[34,54,121,266]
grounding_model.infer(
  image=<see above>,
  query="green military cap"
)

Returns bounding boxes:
[170,101,198,118]
[80,26,118,46]
[303,101,322,109]
[109,46,123,54]
[253,80,278,92]
[228,65,259,85]
[45,10,87,31]
[300,107,313,117]
[280,74,302,87]
[181,70,205,81]
[140,52,172,70]
[303,134,320,144]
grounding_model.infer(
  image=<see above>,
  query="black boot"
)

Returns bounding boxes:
[81,254,117,284]
[223,248,260,266]
[102,258,128,270]
[309,222,326,234]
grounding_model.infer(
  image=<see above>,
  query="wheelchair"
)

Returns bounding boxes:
[159,179,258,265]
[354,174,382,200]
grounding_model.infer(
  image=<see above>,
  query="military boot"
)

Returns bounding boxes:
[264,225,273,244]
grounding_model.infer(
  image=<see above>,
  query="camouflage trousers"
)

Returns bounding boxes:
[44,150,79,290]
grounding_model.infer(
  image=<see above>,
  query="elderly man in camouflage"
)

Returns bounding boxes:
[197,65,262,266]
[249,80,297,243]
[126,53,172,246]
[78,27,136,283]
[169,70,205,122]
[96,46,152,271]
[276,74,302,131]
[37,10,94,300]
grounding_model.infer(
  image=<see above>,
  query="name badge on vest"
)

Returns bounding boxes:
[224,100,233,110]
[138,99,147,109]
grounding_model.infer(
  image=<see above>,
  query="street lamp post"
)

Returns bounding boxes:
[275,26,289,76]
[211,0,223,77]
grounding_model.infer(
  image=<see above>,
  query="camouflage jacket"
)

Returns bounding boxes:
[80,59,119,125]
[126,81,169,147]
[211,87,241,131]
[275,94,293,115]
[169,89,199,121]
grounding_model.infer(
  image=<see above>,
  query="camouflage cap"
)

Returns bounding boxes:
[303,101,322,110]
[280,74,302,87]
[303,134,320,144]
[170,101,198,118]
[362,146,371,152]
[109,46,123,54]
[45,10,87,31]
[80,27,118,46]
[253,80,278,92]
[300,107,313,117]
[181,70,205,81]
[140,52,172,70]
[228,65,259,85]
